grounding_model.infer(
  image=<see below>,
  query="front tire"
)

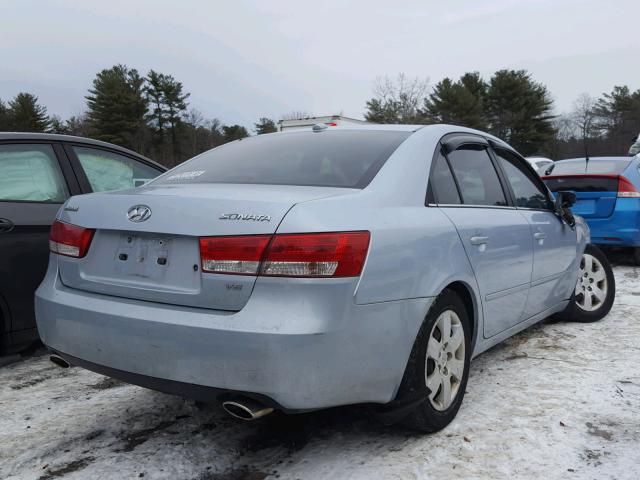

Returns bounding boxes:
[398,289,471,433]
[556,244,615,322]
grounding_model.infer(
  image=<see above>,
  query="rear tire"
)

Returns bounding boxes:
[555,244,615,322]
[397,289,471,433]
[633,247,640,266]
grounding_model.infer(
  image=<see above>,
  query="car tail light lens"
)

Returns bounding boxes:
[49,220,95,258]
[262,232,370,277]
[199,235,271,275]
[617,176,640,198]
[199,231,370,277]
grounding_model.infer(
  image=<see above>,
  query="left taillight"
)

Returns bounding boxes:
[49,220,95,258]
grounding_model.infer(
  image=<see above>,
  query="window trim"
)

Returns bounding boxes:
[0,141,78,204]
[433,133,512,208]
[64,143,165,193]
[489,146,555,212]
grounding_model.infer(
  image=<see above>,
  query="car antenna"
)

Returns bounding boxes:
[584,137,590,172]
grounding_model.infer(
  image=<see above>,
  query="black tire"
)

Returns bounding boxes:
[555,244,615,322]
[397,289,471,433]
[633,247,640,266]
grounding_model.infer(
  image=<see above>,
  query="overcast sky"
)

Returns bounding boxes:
[2,0,639,128]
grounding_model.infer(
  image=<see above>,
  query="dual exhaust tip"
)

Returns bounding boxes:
[50,354,273,421]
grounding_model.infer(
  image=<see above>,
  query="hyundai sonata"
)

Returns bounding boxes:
[36,124,615,432]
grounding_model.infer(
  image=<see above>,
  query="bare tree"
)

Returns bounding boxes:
[280,110,313,121]
[570,93,598,155]
[365,73,429,123]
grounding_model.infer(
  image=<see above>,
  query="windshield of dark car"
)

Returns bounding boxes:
[152,130,411,189]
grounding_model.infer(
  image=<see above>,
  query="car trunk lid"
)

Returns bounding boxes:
[57,183,356,310]
[543,175,621,219]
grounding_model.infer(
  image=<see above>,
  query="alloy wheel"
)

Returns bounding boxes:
[575,253,608,312]
[425,309,466,411]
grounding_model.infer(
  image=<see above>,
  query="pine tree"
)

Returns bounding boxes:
[222,125,249,142]
[254,117,277,134]
[7,93,51,132]
[86,65,148,149]
[486,70,556,155]
[0,99,9,130]
[423,74,487,129]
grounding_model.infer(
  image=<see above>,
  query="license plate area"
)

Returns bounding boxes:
[116,232,174,279]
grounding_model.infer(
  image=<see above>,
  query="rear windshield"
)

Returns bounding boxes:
[544,159,630,176]
[153,130,412,189]
[544,177,619,192]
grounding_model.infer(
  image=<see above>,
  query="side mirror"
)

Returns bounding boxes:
[555,191,576,226]
[556,190,576,208]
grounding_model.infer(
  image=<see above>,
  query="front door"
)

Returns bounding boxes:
[492,148,578,317]
[430,139,533,338]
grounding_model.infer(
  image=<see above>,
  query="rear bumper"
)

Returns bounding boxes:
[583,200,640,247]
[35,258,431,410]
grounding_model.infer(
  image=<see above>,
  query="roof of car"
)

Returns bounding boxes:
[0,132,164,169]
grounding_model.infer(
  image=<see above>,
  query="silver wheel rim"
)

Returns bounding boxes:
[575,253,607,312]
[425,309,466,411]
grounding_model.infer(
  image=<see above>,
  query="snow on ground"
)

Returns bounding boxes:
[1,263,640,480]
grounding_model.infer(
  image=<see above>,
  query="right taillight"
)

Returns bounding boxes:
[49,220,95,258]
[617,176,640,198]
[199,231,370,278]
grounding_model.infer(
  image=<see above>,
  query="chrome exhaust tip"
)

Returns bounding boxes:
[49,354,70,369]
[221,398,274,421]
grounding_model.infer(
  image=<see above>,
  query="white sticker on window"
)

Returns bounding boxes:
[164,170,206,182]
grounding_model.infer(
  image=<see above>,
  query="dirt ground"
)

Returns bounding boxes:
[1,263,639,480]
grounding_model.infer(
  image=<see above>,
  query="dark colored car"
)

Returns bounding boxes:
[0,133,166,353]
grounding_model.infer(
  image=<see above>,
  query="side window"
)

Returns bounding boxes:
[0,144,69,203]
[429,152,461,204]
[447,146,507,206]
[72,146,161,193]
[495,150,553,210]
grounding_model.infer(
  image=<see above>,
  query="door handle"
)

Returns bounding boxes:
[0,218,14,233]
[470,235,489,245]
[534,232,546,240]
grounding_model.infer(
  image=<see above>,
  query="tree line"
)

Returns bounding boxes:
[0,65,279,167]
[1,65,639,167]
[364,70,640,158]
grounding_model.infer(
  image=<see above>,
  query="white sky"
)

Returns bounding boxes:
[1,0,639,127]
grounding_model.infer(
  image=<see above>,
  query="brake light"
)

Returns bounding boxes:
[199,235,271,275]
[199,231,370,277]
[49,220,95,258]
[617,176,640,198]
[262,231,370,277]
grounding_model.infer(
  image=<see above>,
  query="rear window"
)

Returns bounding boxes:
[153,130,411,188]
[544,159,630,176]
[544,176,619,192]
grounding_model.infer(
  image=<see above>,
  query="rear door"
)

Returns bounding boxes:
[430,135,533,338]
[0,142,79,333]
[493,148,577,316]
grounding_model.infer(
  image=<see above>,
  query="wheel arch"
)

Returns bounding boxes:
[442,280,480,354]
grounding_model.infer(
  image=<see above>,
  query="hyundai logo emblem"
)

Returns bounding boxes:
[127,205,152,222]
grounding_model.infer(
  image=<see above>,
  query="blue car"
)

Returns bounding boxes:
[543,156,640,263]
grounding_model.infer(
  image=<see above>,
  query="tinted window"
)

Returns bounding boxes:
[496,150,552,209]
[73,146,161,192]
[153,130,411,189]
[429,153,461,204]
[544,177,619,193]
[447,147,507,206]
[0,144,69,202]
[545,159,630,176]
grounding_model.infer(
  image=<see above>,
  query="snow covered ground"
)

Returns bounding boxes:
[1,263,639,480]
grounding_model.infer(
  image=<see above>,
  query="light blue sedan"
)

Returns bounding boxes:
[35,124,615,432]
